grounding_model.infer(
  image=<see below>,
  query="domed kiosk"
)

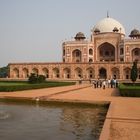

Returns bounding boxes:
[74,32,86,40]
[129,29,140,38]
[93,17,125,35]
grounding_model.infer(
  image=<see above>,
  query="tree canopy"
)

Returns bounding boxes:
[28,73,46,84]
[130,61,138,83]
[0,66,9,78]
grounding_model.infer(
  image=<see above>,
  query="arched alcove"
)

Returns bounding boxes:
[111,67,120,79]
[124,68,131,79]
[99,68,107,79]
[89,49,93,55]
[63,68,71,78]
[42,68,49,78]
[23,68,29,78]
[132,48,140,61]
[98,42,115,62]
[13,68,19,78]
[52,68,60,78]
[32,68,39,75]
[86,68,95,79]
[72,49,82,62]
[75,68,82,78]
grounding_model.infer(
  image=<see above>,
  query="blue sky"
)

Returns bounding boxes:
[0,0,140,67]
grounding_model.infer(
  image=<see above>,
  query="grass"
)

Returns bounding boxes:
[119,83,140,97]
[0,81,76,92]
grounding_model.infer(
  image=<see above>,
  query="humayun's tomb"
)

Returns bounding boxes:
[8,16,140,81]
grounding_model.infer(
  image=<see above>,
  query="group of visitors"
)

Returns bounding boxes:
[92,78,119,89]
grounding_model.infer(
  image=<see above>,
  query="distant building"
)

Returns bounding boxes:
[9,16,140,81]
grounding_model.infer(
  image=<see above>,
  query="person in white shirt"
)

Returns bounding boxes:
[108,79,111,88]
[102,80,106,89]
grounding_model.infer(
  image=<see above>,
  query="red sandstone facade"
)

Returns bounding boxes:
[8,17,140,81]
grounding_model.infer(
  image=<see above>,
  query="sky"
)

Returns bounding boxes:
[0,0,140,67]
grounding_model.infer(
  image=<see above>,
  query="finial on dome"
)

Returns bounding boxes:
[107,11,109,18]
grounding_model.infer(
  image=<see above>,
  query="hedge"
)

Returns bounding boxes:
[0,81,75,92]
[119,83,140,97]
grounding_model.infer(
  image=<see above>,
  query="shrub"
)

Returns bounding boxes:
[119,83,140,97]
[28,73,46,84]
[38,75,46,83]
[28,73,38,84]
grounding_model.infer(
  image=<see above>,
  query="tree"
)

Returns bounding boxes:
[38,75,46,83]
[28,73,38,84]
[28,73,46,84]
[0,66,9,78]
[130,61,138,84]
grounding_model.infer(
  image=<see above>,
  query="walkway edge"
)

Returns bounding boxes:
[99,102,113,140]
[35,84,92,100]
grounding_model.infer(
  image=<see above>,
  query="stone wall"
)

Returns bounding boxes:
[8,62,140,81]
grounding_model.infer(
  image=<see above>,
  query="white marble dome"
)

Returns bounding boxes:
[93,17,125,35]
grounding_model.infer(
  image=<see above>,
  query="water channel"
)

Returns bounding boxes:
[0,101,108,140]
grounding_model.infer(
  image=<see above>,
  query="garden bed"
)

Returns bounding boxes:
[119,83,140,97]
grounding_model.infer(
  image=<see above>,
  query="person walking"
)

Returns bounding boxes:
[108,79,111,88]
[102,80,106,89]
[93,80,97,88]
[113,78,117,88]
[111,79,114,88]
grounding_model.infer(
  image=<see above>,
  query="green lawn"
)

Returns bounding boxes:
[0,81,76,92]
[0,82,28,86]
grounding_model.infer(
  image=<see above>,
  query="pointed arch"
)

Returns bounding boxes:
[132,48,140,61]
[111,67,120,79]
[98,42,115,61]
[86,67,95,79]
[42,68,49,78]
[89,48,93,55]
[124,67,131,79]
[52,68,60,78]
[13,68,19,78]
[99,67,107,79]
[32,68,39,75]
[72,49,82,62]
[75,67,83,78]
[23,68,29,78]
[63,68,71,79]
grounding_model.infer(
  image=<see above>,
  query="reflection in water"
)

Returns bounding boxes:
[60,108,106,140]
[0,102,107,140]
[0,111,10,120]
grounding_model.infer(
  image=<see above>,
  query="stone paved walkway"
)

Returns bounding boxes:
[0,84,140,140]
